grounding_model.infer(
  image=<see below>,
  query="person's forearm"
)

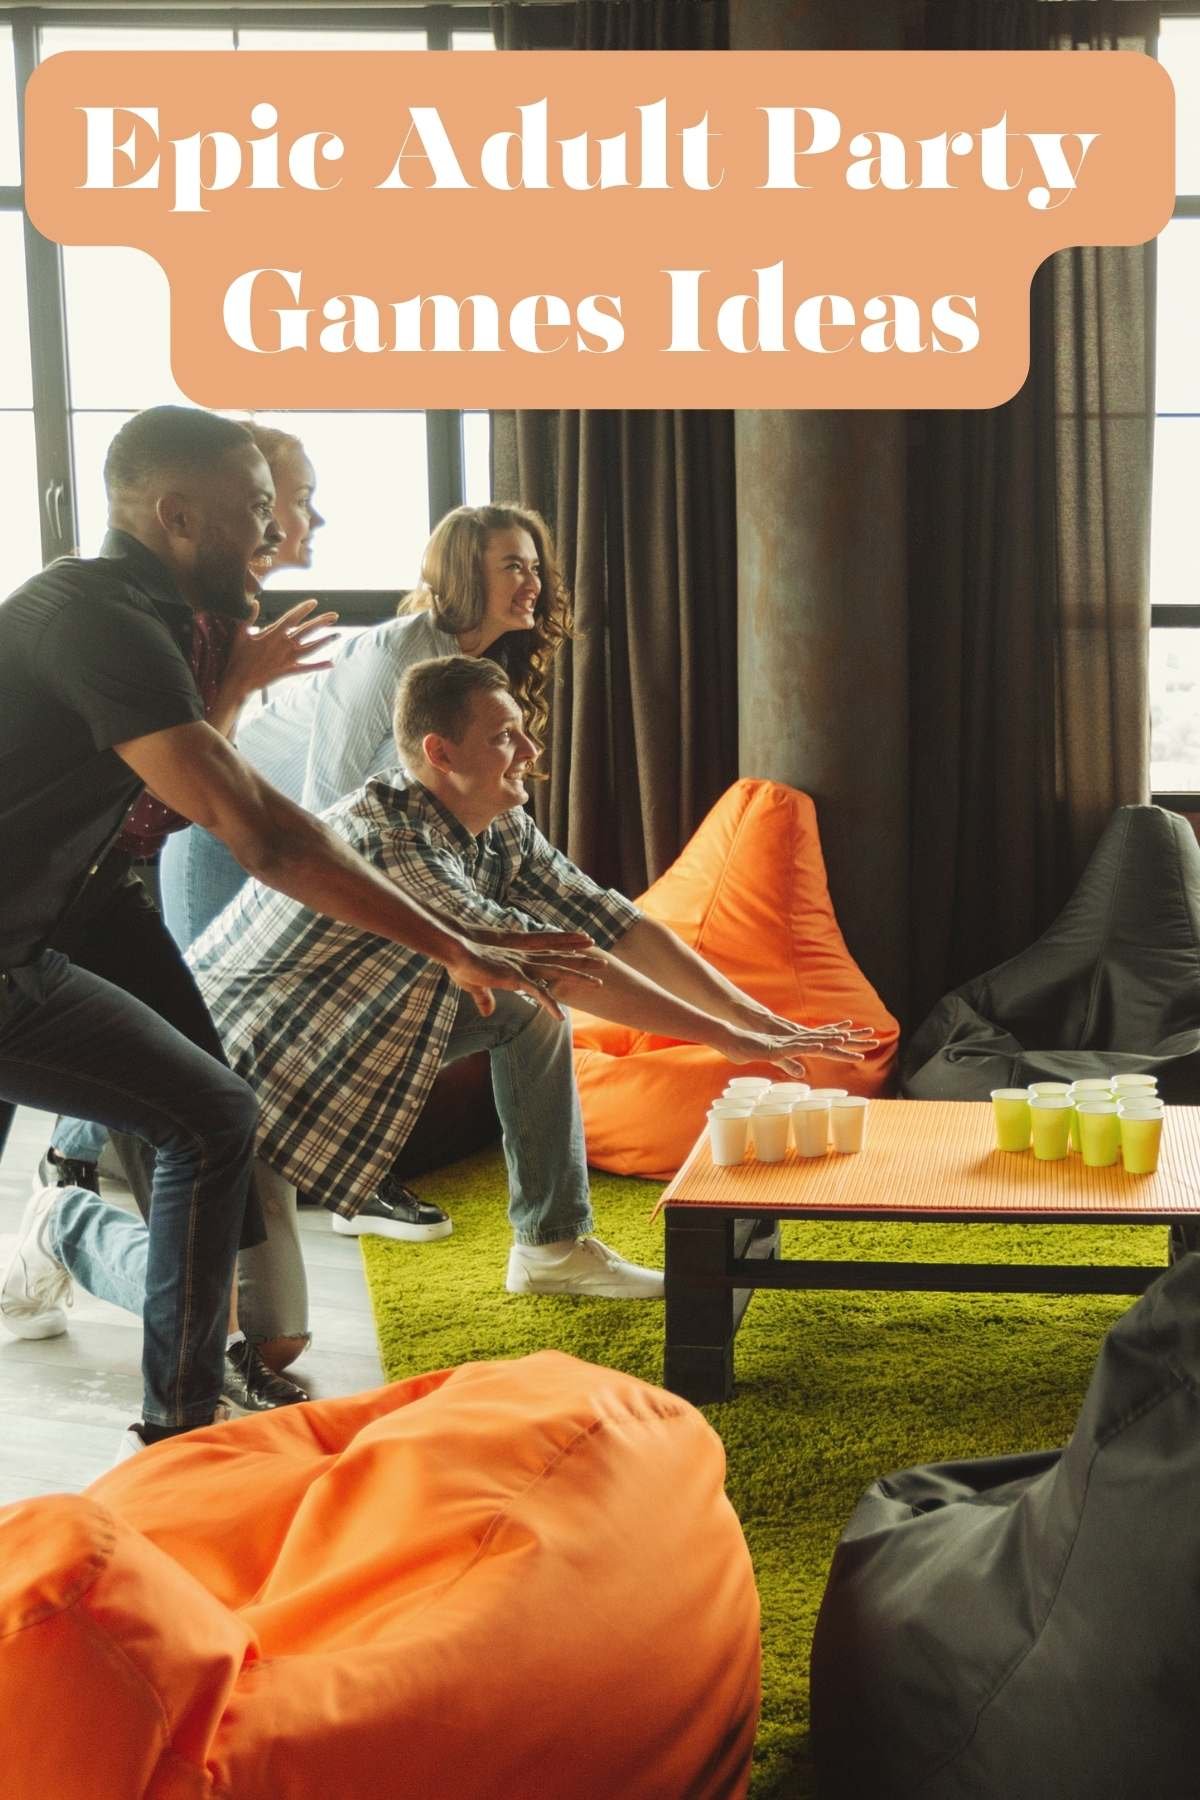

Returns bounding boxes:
[225,790,464,962]
[609,916,764,1027]
[554,949,740,1056]
[206,678,249,742]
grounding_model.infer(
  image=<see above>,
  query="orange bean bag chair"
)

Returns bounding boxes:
[573,779,900,1178]
[0,1352,761,1800]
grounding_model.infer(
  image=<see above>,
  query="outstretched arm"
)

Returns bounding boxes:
[114,720,599,1016]
[546,944,839,1078]
[602,916,875,1062]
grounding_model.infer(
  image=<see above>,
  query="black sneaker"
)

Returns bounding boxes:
[330,1172,452,1242]
[223,1338,308,1413]
[39,1147,100,1194]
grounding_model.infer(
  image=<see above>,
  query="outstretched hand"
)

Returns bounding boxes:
[442,935,605,1021]
[722,1015,878,1078]
[747,1011,878,1063]
[224,598,341,696]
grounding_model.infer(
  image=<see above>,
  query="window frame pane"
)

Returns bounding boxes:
[1149,14,1200,805]
[0,5,493,612]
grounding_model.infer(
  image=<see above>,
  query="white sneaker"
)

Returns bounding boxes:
[505,1236,665,1300]
[0,1185,72,1339]
[113,1425,148,1465]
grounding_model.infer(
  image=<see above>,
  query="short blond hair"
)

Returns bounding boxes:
[394,656,512,768]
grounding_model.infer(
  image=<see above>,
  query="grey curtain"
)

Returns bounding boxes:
[489,0,736,895]
[906,0,1157,1024]
[491,1,726,51]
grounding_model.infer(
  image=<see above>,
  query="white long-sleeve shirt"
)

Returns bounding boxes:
[236,609,457,809]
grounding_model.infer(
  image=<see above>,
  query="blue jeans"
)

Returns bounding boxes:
[0,951,257,1428]
[52,852,247,1170]
[158,824,248,952]
[51,1112,106,1163]
[444,990,592,1246]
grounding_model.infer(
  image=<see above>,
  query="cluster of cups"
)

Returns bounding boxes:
[707,1078,869,1168]
[990,1075,1165,1174]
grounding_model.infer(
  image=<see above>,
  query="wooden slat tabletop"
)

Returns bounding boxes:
[655,1099,1200,1222]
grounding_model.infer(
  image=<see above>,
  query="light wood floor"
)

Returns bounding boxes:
[0,1106,383,1502]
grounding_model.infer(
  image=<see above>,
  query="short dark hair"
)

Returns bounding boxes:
[104,406,256,497]
[394,656,512,767]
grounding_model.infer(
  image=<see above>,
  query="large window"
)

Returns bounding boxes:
[1151,15,1200,798]
[0,7,492,619]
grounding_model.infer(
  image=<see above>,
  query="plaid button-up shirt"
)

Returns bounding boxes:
[189,774,640,1214]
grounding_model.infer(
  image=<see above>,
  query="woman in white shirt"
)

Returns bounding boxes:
[159,500,570,947]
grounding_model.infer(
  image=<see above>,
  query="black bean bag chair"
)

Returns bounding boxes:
[810,1253,1200,1800]
[902,805,1200,1103]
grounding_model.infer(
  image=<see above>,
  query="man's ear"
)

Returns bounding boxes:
[422,730,455,774]
[155,490,195,542]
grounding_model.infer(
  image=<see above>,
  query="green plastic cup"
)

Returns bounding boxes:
[1110,1073,1158,1097]
[1029,1096,1071,1161]
[1077,1101,1120,1168]
[1068,1080,1113,1151]
[991,1088,1031,1152]
[1119,1111,1163,1175]
[1028,1082,1070,1099]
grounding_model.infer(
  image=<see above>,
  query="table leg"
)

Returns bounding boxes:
[1170,1220,1200,1263]
[663,1211,779,1404]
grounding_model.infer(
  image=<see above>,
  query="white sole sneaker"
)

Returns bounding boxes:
[505,1238,665,1300]
[113,1426,148,1464]
[1,1305,67,1341]
[0,1186,71,1339]
[331,1214,453,1243]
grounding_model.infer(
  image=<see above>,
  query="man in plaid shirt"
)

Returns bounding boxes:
[190,656,869,1312]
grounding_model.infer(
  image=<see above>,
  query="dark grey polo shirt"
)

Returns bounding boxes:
[0,530,203,967]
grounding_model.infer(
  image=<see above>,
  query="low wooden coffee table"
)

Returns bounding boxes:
[657,1098,1200,1404]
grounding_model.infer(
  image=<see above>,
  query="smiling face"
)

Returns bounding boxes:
[188,443,282,619]
[256,442,324,575]
[431,685,540,834]
[476,526,541,648]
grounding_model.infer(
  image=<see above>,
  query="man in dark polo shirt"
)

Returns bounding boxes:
[0,406,596,1454]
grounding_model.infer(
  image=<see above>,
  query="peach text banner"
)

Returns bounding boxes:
[25,49,1174,409]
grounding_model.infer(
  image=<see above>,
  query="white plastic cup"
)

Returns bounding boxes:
[830,1095,868,1153]
[708,1110,751,1166]
[793,1098,832,1157]
[751,1106,791,1163]
[807,1088,849,1102]
[766,1082,811,1102]
[725,1077,772,1098]
[709,1099,755,1117]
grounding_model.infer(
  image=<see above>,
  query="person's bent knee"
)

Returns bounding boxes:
[255,1332,311,1373]
[179,1069,258,1160]
[217,1075,258,1137]
[495,989,570,1043]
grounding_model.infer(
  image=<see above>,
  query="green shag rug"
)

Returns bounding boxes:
[359,1150,1165,1799]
